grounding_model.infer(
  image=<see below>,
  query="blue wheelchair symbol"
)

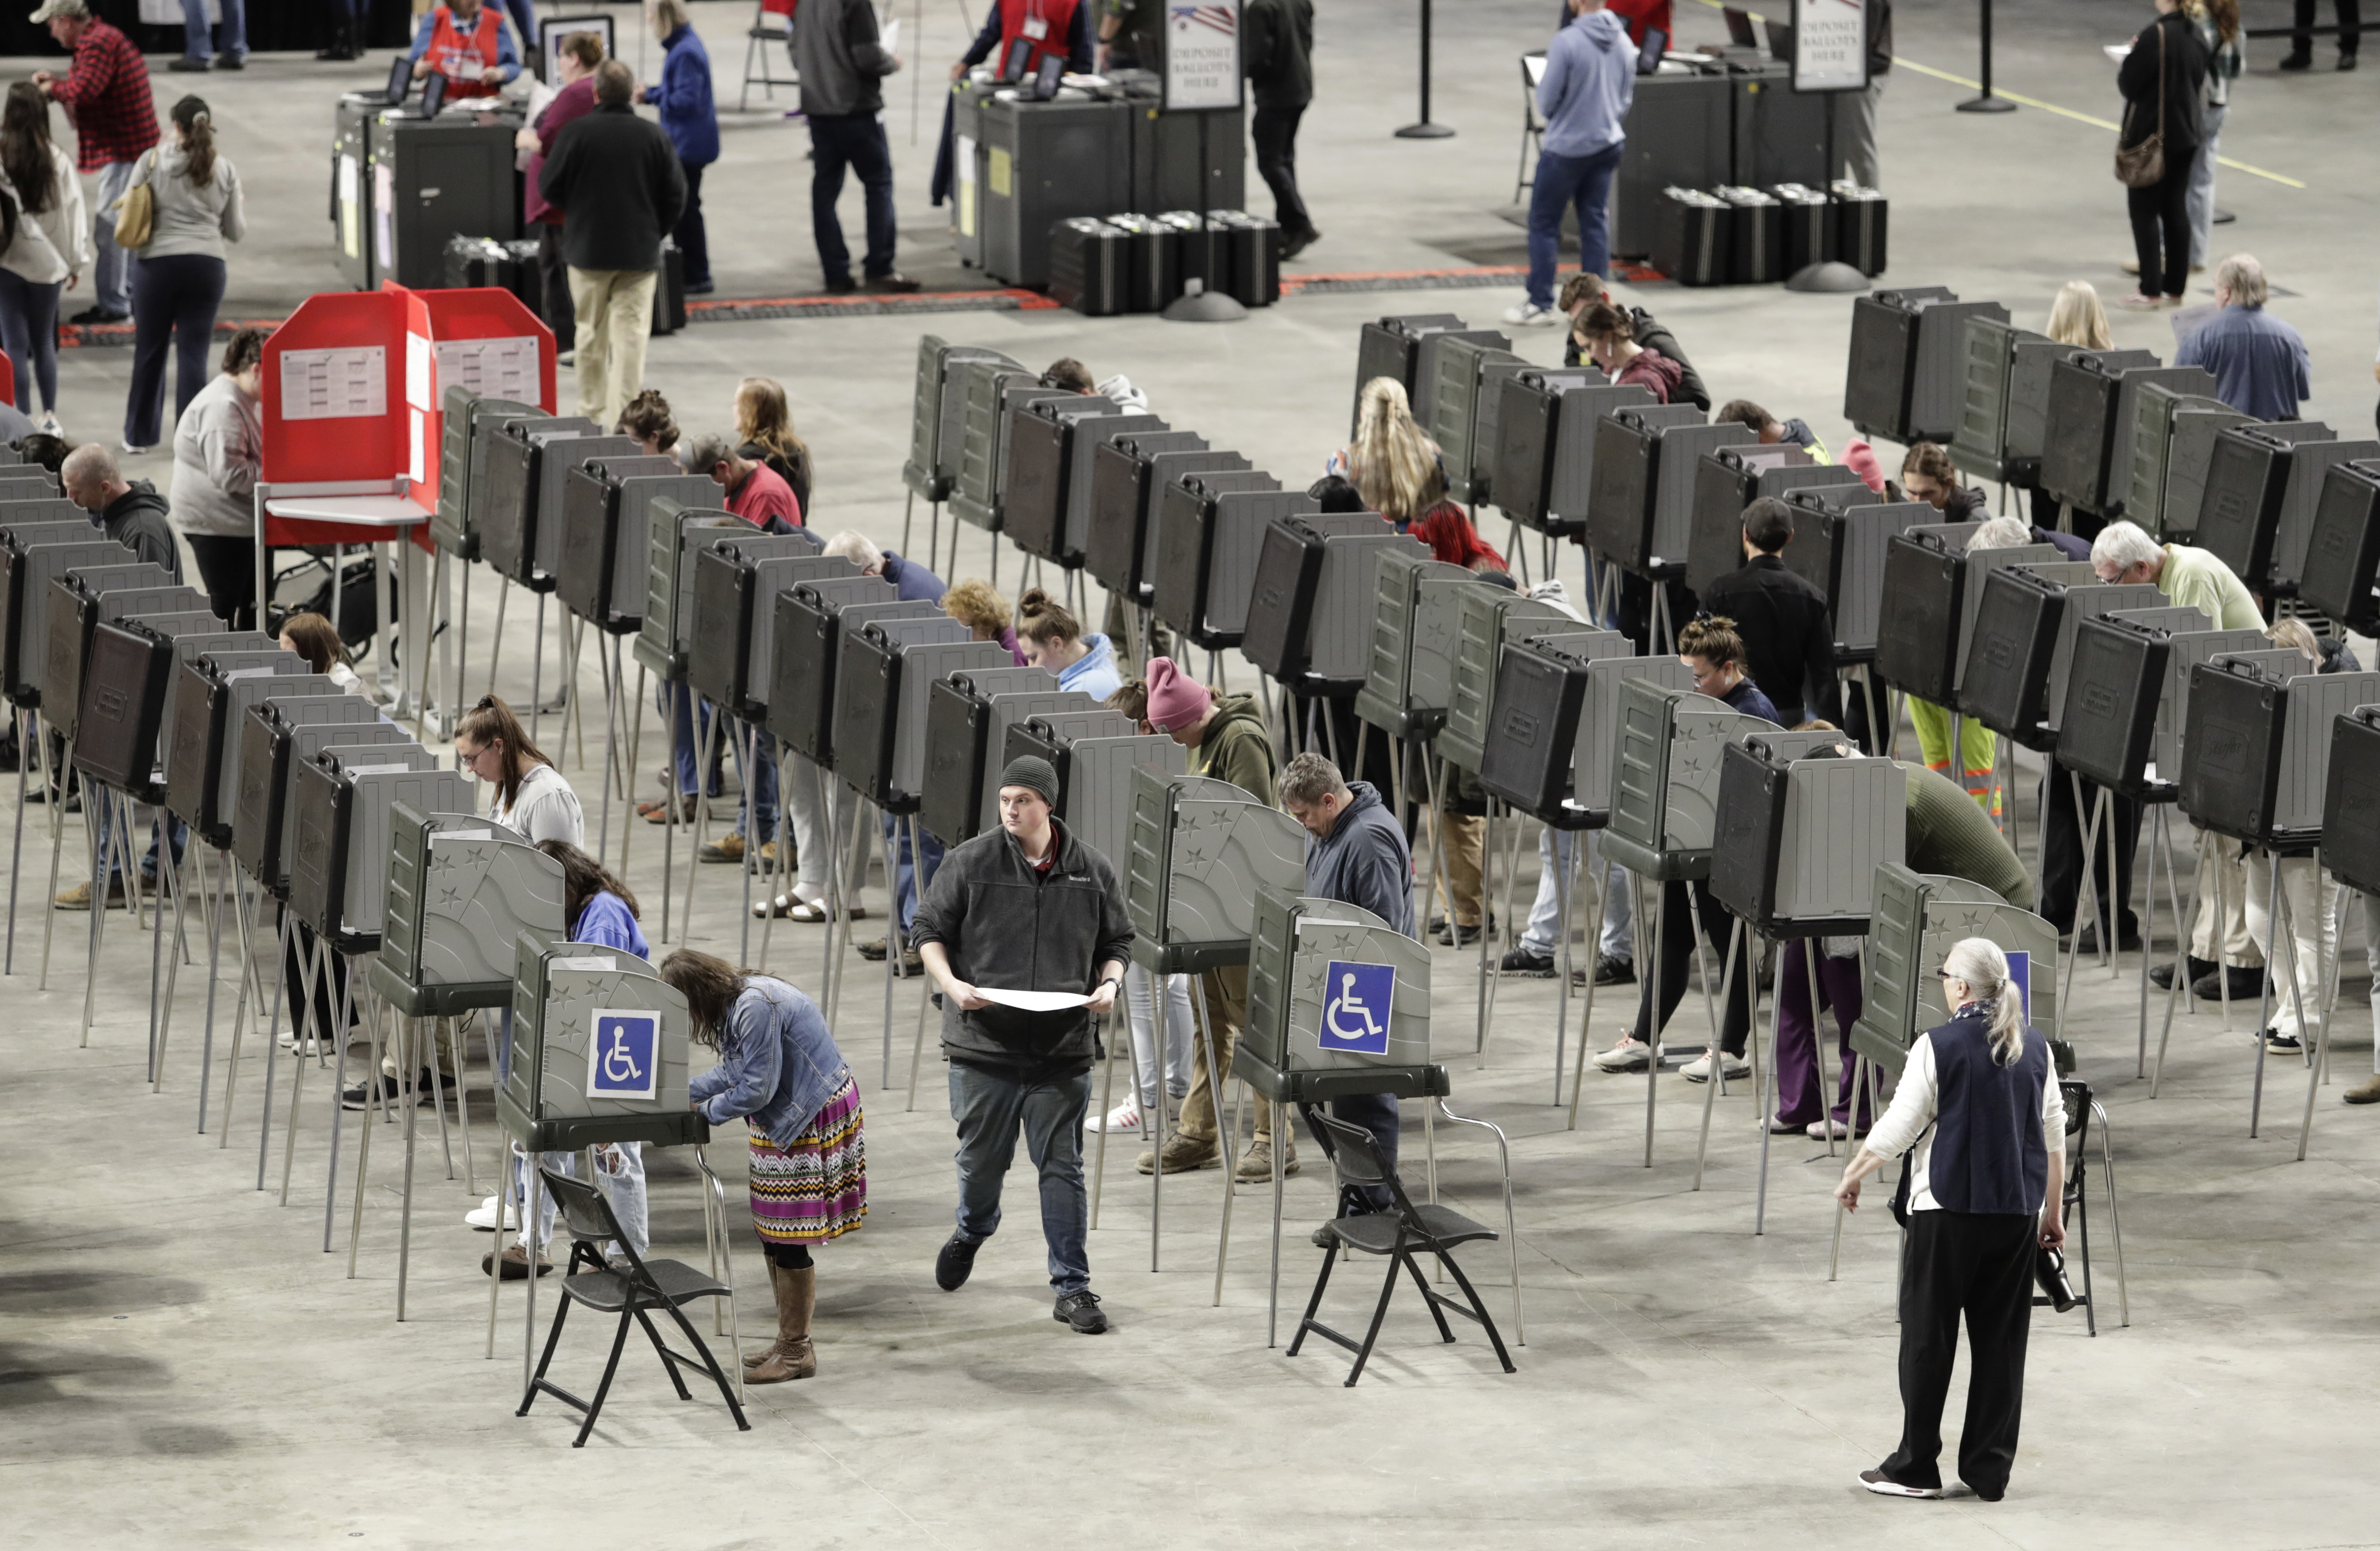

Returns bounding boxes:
[1317,960,1395,1056]
[587,1011,661,1101]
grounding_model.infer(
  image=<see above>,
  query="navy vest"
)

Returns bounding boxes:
[1927,1008,2051,1216]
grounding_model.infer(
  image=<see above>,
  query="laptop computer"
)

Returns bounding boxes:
[1637,27,1668,72]
[1763,17,1795,62]
[1723,6,1757,46]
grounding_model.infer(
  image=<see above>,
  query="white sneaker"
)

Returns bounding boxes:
[1502,301,1560,327]
[37,412,60,436]
[278,1032,328,1056]
[466,1196,521,1231]
[1086,1102,1143,1134]
[1807,1117,1864,1141]
[1681,1050,1751,1083]
[1765,1113,1805,1134]
[1592,1038,1652,1073]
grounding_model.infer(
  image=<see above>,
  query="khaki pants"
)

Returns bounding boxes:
[2189,834,2265,969]
[1175,964,1275,1147]
[566,266,657,427]
[382,1015,460,1079]
[2244,850,2340,1040]
[1433,810,1484,927]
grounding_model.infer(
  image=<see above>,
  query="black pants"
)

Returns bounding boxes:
[1629,877,1756,1056]
[125,252,225,447]
[1298,1092,1399,1214]
[1880,1210,2038,1496]
[2038,758,2140,939]
[2124,146,2195,300]
[185,533,257,632]
[675,159,711,287]
[536,222,575,351]
[282,909,356,1037]
[1251,101,1313,242]
[2293,0,2361,54]
[808,111,897,284]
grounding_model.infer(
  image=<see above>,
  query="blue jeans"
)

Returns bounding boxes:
[808,111,898,284]
[92,160,139,317]
[949,1061,1093,1295]
[2187,100,2225,267]
[659,682,723,799]
[1526,141,1623,307]
[727,717,777,841]
[181,0,246,61]
[0,268,61,412]
[883,809,945,933]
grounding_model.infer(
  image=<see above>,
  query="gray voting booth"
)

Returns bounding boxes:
[903,337,1018,506]
[1352,550,1478,742]
[1241,515,1423,694]
[555,455,713,633]
[1437,591,1583,773]
[1599,678,1778,881]
[830,614,979,812]
[502,936,704,1154]
[686,534,841,721]
[166,653,316,840]
[1150,472,1306,650]
[371,805,567,1016]
[1001,710,1185,868]
[4,538,133,706]
[1126,768,1310,974]
[1853,862,2063,1076]
[1240,885,1440,1099]
[632,500,747,684]
[1710,736,1908,938]
[918,667,1062,845]
[285,745,465,946]
[433,387,537,561]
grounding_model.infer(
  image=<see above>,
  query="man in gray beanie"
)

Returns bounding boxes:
[911,754,1133,1334]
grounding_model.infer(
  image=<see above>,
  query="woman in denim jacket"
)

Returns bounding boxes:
[665,950,863,1384]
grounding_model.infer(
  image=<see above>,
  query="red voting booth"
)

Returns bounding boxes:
[253,282,554,691]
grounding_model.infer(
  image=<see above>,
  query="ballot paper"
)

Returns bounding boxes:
[976,987,1092,1013]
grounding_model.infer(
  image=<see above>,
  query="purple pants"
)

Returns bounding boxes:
[1771,941,1872,1128]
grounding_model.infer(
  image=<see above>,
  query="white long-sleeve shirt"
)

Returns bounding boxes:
[490,760,583,848]
[1864,1027,2067,1214]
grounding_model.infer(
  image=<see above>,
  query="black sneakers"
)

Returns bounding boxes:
[934,1233,980,1291]
[1053,1290,1109,1334]
[1859,1468,1941,1499]
[1498,944,1556,977]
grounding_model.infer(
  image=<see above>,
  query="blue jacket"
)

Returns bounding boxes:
[1306,781,1414,936]
[1927,1005,2052,1215]
[643,24,720,166]
[1721,675,1782,727]
[882,550,947,605]
[572,891,648,958]
[2176,303,2310,421]
[1537,8,1635,157]
[1057,632,1120,702]
[688,977,853,1148]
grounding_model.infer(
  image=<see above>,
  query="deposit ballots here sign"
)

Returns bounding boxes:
[1792,0,1869,92]
[1165,1,1243,112]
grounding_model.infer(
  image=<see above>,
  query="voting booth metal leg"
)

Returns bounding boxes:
[2090,1100,2131,1324]
[2059,778,2107,1023]
[222,870,259,1148]
[1801,941,1839,1159]
[1477,806,1526,1064]
[1753,945,1789,1234]
[37,711,64,991]
[758,740,793,972]
[253,901,291,1186]
[1682,881,1729,1092]
[529,591,546,746]
[740,721,758,968]
[320,945,362,1251]
[1692,916,1747,1188]
[1830,1051,1868,1281]
[1565,836,1613,1130]
[595,633,618,867]
[2297,848,2339,1162]
[1268,1098,1287,1349]
[195,846,226,1130]
[1642,874,1664,1167]
[1090,1006,1116,1229]
[682,705,722,948]
[1193,974,1237,1303]
[658,679,679,942]
[485,1142,516,1357]
[397,1016,421,1319]
[876,817,902,1086]
[277,928,329,1207]
[694,1145,747,1375]
[620,652,647,887]
[5,707,28,974]
[1549,832,1576,1102]
[2247,849,2282,1138]
[349,985,390,1276]
[901,815,937,1112]
[2151,828,2212,1099]
[151,830,191,1091]
[78,787,120,1048]
[2138,803,2164,1077]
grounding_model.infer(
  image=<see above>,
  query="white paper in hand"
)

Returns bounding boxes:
[976,987,1093,1013]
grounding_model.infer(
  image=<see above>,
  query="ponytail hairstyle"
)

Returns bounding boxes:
[658,948,748,1049]
[456,694,551,812]
[1348,376,1444,526]
[1942,936,2029,1066]
[536,838,641,930]
[1015,586,1082,650]
[172,95,216,187]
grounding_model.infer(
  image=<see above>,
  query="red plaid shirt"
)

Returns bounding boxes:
[48,20,161,172]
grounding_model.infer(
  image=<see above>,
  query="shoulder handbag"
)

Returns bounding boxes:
[111,149,157,252]
[2114,21,2167,188]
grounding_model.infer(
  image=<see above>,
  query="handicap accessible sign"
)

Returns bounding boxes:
[2004,951,2030,1020]
[1318,961,1396,1055]
[587,1011,662,1101]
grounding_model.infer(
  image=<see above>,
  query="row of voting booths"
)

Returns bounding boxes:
[1856,284,2380,1159]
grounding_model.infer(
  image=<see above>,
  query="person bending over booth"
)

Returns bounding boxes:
[1713,398,1829,461]
[666,948,865,1383]
[914,755,1131,1335]
[1589,616,1779,1079]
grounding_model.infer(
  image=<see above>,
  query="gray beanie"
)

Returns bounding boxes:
[998,754,1059,807]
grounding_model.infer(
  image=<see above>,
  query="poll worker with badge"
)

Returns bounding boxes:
[1275,752,1416,1238]
[913,755,1134,1335]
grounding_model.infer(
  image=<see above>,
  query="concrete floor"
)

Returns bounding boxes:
[6,1,2380,1546]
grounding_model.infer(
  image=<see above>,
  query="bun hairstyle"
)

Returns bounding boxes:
[172,94,216,187]
[1015,586,1082,648]
[615,388,679,452]
[455,694,551,811]
[222,324,268,377]
[1575,299,1635,344]
[1901,441,1958,487]
[1941,936,2030,1066]
[1677,614,1748,672]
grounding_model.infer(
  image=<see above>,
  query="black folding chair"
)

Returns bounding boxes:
[518,1166,751,1446]
[2037,1078,2129,1335]
[1287,1113,1518,1387]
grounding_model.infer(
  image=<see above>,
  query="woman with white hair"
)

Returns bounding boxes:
[1836,936,2066,1503]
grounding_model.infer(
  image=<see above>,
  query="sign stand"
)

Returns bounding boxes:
[1781,0,1874,295]
[1957,0,2017,114]
[1394,0,1454,139]
[1160,0,1248,324]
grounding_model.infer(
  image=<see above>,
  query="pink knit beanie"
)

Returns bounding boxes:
[1143,657,1213,733]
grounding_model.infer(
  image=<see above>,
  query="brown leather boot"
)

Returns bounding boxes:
[749,1265,816,1383]
[742,1261,788,1369]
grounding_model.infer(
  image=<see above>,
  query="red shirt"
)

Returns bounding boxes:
[425,4,507,100]
[1605,0,1671,49]
[526,74,598,226]
[47,19,160,172]
[726,462,802,533]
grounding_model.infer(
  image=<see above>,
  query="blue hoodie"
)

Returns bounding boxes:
[1058,632,1121,703]
[1538,8,1636,158]
[1306,781,1415,937]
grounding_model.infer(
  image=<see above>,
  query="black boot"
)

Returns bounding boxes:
[2148,954,2215,992]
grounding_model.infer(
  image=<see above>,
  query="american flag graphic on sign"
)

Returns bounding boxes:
[1173,4,1235,34]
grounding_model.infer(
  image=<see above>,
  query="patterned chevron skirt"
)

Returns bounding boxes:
[748,1078,866,1244]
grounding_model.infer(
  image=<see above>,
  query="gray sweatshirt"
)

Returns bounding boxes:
[794,0,899,118]
[168,371,260,538]
[128,144,245,261]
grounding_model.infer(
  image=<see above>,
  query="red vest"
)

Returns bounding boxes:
[996,0,1080,75]
[426,5,505,99]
